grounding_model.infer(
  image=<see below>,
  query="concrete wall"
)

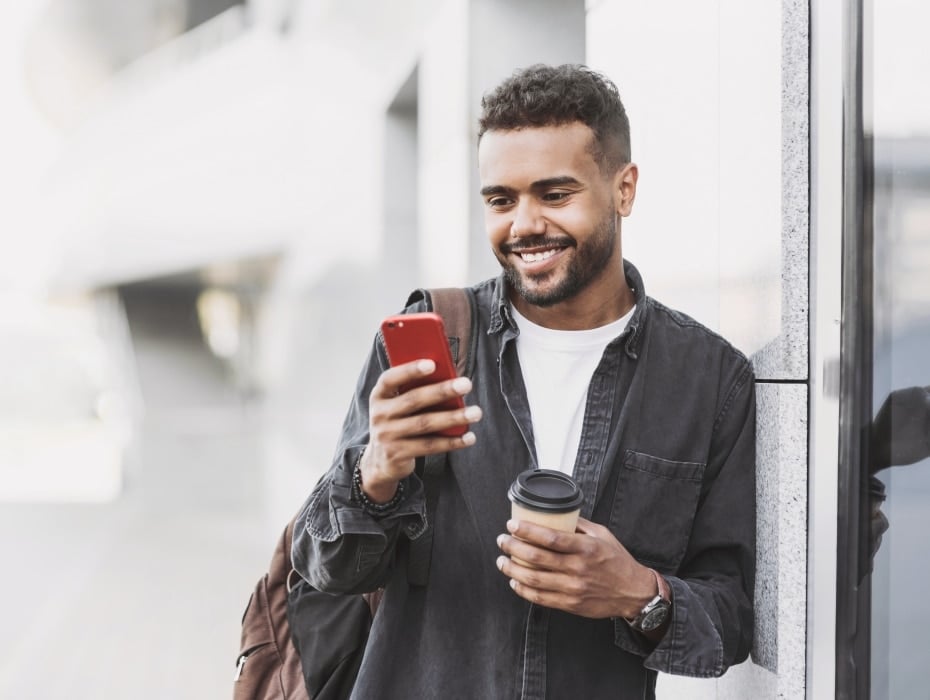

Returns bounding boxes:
[587,0,810,697]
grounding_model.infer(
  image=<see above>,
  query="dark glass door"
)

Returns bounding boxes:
[866,0,930,690]
[839,1,930,698]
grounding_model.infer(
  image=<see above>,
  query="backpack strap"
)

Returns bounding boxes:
[405,286,478,587]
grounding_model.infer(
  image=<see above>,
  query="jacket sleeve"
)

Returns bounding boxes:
[290,332,429,595]
[615,360,757,677]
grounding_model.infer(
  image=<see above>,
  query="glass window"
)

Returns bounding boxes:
[866,1,930,698]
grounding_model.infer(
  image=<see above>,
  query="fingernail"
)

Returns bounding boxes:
[496,556,506,570]
[418,359,436,374]
[452,377,471,393]
[506,519,518,533]
[509,579,518,590]
[464,406,482,421]
[461,432,476,446]
[496,534,505,547]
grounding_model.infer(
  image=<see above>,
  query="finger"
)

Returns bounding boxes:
[372,359,439,398]
[374,431,479,465]
[496,533,565,572]
[507,577,553,606]
[497,535,584,576]
[507,578,587,614]
[495,556,581,610]
[506,518,582,554]
[573,519,635,562]
[389,403,482,439]
[574,518,609,538]
[406,429,479,455]
[378,361,475,404]
[390,376,474,417]
[495,551,568,591]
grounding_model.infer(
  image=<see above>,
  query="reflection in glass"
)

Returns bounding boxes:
[867,3,930,696]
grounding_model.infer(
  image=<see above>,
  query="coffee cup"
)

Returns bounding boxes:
[507,469,584,566]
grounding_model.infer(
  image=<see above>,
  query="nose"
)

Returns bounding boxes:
[510,198,546,238]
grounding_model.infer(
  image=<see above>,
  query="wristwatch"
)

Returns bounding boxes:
[627,568,672,633]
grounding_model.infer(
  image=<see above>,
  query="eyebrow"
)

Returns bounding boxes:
[479,176,583,197]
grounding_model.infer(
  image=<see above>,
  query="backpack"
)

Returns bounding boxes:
[233,287,478,700]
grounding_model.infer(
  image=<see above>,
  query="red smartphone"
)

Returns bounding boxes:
[380,312,467,437]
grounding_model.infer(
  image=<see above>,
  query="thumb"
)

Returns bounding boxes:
[574,517,606,538]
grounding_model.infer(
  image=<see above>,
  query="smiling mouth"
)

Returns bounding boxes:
[504,237,573,264]
[518,248,560,263]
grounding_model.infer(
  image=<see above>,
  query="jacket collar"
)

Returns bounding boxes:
[621,259,647,359]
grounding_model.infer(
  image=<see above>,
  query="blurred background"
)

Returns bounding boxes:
[0,1,587,697]
[0,0,926,698]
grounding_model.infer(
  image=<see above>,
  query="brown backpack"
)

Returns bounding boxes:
[233,517,321,700]
[233,288,477,700]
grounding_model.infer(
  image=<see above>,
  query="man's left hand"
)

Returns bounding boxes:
[496,517,657,620]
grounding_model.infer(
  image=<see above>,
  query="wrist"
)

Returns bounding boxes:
[625,567,672,637]
[653,569,671,601]
[357,447,401,503]
[352,448,406,514]
[626,565,660,618]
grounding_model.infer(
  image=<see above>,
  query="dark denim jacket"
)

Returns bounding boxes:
[293,261,756,700]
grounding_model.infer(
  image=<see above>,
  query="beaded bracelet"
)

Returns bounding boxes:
[351,449,407,515]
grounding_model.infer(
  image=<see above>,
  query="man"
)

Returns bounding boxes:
[292,64,756,699]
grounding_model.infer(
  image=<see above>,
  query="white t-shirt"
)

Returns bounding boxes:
[511,305,634,474]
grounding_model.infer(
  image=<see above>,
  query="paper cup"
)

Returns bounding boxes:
[507,469,584,567]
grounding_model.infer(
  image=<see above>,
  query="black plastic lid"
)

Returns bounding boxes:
[508,469,584,513]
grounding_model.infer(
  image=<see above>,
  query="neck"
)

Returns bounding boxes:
[511,276,635,331]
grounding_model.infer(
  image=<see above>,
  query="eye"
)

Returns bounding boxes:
[486,196,513,210]
[542,191,571,203]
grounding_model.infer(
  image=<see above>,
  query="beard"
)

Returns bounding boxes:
[498,210,618,308]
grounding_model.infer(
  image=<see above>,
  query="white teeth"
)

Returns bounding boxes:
[519,249,558,263]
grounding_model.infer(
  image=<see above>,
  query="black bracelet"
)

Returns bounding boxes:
[352,450,406,515]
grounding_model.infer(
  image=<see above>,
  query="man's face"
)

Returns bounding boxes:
[478,123,635,309]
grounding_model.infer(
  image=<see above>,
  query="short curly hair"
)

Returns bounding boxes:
[478,64,631,173]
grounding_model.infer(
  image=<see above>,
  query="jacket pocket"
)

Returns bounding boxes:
[608,450,705,569]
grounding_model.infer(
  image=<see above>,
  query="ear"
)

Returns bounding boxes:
[612,163,638,217]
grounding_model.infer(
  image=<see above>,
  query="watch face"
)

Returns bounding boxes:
[639,602,670,632]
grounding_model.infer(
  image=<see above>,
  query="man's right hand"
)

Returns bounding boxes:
[359,359,481,503]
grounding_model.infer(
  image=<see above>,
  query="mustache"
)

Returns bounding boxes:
[501,236,575,254]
